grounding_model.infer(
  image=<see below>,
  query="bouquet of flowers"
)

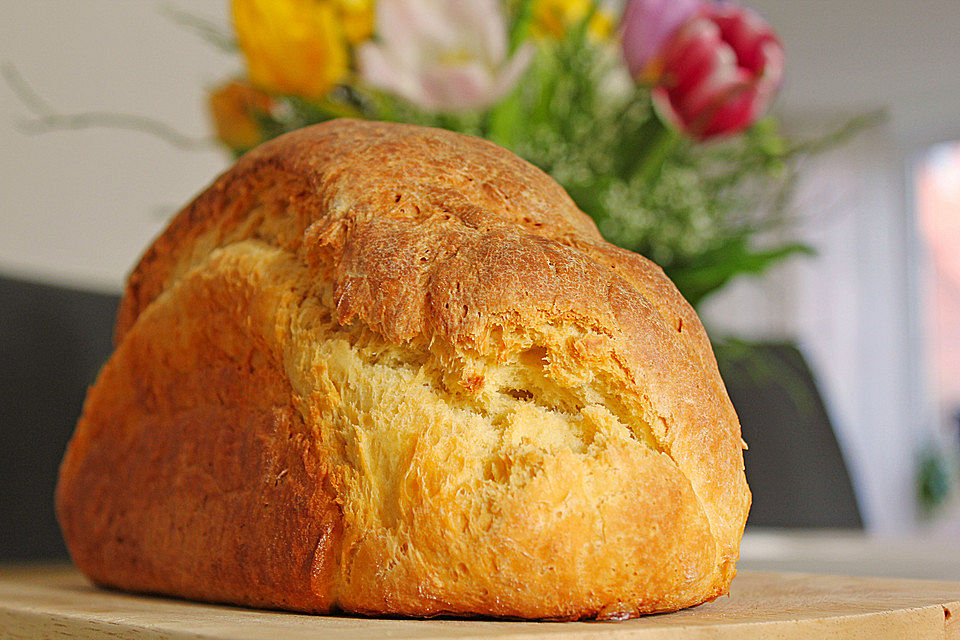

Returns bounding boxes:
[205,0,845,308]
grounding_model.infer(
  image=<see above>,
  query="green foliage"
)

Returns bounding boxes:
[220,6,875,309]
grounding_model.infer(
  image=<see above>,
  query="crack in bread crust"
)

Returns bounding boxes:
[60,119,749,619]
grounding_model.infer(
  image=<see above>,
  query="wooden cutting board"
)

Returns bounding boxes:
[1,565,957,640]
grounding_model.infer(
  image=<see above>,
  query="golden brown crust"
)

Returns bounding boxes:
[59,119,749,619]
[58,254,341,611]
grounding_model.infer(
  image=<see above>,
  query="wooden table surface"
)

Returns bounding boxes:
[1,565,958,640]
[739,528,960,582]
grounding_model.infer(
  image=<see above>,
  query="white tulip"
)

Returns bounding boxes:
[358,0,533,111]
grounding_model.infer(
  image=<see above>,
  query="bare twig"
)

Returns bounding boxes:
[16,112,213,150]
[160,3,237,52]
[786,109,887,158]
[2,62,213,150]
[2,61,56,115]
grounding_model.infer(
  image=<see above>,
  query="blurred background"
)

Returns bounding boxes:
[1,0,959,573]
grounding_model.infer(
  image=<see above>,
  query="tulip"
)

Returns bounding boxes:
[335,0,376,46]
[232,0,358,100]
[622,0,784,140]
[621,0,701,81]
[357,0,533,112]
[531,0,613,41]
[208,80,277,153]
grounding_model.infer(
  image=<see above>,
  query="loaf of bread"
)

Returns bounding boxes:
[57,119,750,620]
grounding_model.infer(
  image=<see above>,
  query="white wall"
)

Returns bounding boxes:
[702,127,922,532]
[750,1,960,128]
[0,1,234,292]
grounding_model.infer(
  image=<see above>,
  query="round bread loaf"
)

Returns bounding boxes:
[56,119,750,620]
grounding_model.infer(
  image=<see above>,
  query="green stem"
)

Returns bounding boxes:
[485,92,522,149]
[315,97,365,121]
[559,0,599,49]
[635,121,681,185]
[509,0,535,53]
[618,114,681,183]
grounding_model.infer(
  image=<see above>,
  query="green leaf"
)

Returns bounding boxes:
[667,240,815,307]
[508,0,536,52]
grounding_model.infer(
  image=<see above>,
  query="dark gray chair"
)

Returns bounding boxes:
[715,339,863,528]
[0,276,118,560]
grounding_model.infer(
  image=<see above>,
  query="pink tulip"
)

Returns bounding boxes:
[621,0,701,80]
[622,0,784,140]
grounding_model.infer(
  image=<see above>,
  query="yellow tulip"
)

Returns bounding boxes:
[336,0,375,45]
[532,0,612,41]
[232,0,370,100]
[208,79,275,152]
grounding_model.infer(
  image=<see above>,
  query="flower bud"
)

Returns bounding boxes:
[208,80,276,153]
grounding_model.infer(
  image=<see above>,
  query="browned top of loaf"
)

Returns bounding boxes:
[115,119,748,563]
